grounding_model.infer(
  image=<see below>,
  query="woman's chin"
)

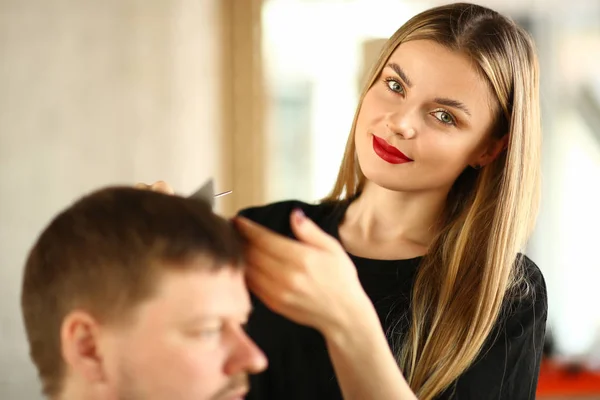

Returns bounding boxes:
[361,170,418,193]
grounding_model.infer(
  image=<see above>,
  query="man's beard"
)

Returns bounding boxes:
[114,363,249,400]
[116,364,145,400]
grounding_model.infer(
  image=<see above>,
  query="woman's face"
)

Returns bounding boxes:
[355,39,503,194]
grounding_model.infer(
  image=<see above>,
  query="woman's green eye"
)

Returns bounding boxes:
[433,110,456,125]
[387,80,403,93]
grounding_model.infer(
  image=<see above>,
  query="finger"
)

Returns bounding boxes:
[289,208,339,251]
[245,244,287,278]
[150,181,175,195]
[235,217,304,259]
[246,266,289,313]
[134,183,151,190]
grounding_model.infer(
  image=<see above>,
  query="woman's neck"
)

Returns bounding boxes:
[343,181,448,248]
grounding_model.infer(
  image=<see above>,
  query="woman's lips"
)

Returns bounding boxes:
[372,135,413,164]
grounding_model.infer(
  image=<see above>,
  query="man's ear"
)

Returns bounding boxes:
[61,311,108,384]
[471,134,509,168]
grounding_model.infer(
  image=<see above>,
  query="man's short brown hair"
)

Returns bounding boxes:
[21,186,244,398]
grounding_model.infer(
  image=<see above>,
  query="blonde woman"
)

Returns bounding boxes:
[140,2,547,399]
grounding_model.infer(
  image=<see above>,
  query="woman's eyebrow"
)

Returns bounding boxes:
[434,97,472,117]
[387,63,413,88]
[387,62,472,117]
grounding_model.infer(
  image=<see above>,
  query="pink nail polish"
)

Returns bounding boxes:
[292,208,305,223]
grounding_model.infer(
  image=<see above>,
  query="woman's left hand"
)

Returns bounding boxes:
[234,209,374,336]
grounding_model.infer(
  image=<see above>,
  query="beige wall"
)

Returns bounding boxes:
[0,0,244,397]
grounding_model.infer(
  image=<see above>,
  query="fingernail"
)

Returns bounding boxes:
[292,208,305,224]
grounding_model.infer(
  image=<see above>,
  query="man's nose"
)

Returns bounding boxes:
[224,329,268,375]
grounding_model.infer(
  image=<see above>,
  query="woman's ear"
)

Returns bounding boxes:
[472,134,509,168]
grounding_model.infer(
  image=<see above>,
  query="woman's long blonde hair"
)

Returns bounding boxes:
[323,3,541,398]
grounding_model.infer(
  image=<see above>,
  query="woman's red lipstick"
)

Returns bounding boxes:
[372,135,413,164]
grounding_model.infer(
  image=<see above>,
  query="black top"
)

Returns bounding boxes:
[239,199,548,400]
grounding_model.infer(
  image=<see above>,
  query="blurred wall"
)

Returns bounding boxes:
[0,0,227,398]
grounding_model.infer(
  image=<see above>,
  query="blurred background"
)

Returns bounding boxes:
[1,0,600,398]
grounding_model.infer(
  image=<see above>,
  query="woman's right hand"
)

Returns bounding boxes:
[134,181,175,195]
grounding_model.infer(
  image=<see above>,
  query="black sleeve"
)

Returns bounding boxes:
[438,256,548,400]
[236,199,332,239]
[238,201,324,400]
[236,200,307,235]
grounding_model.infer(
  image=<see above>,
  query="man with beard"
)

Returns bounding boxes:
[21,186,267,400]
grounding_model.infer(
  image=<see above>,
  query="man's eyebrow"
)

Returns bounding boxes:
[191,306,254,322]
[387,63,413,88]
[434,97,472,117]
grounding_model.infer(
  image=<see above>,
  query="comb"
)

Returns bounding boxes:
[187,178,232,208]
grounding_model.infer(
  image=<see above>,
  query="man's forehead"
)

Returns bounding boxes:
[148,265,251,316]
